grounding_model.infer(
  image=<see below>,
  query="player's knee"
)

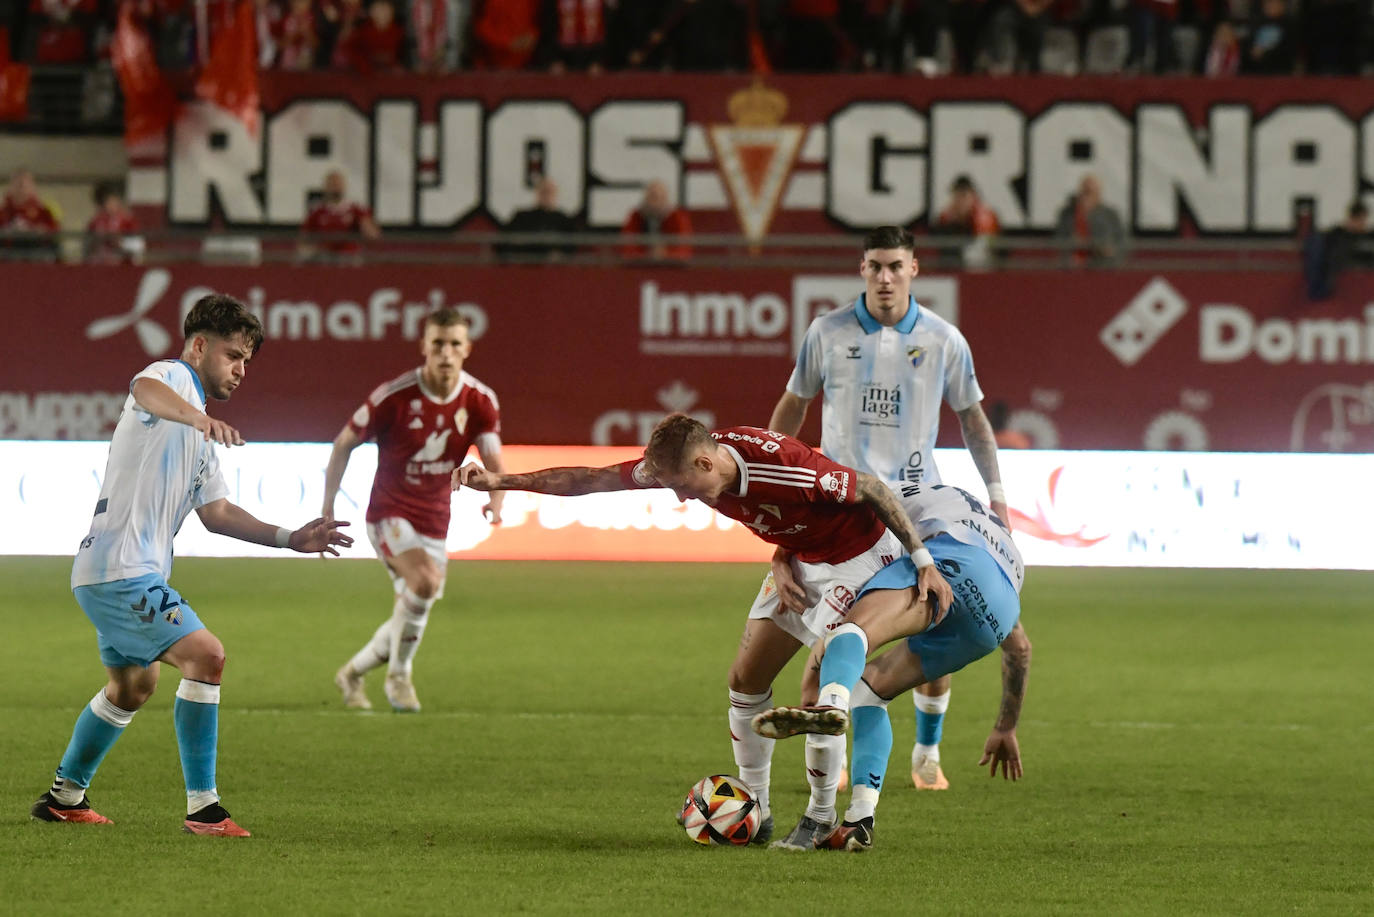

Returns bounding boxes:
[109,680,155,710]
[410,570,443,600]
[727,662,770,696]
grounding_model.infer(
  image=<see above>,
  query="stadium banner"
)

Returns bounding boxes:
[2,442,1371,569]
[5,264,1373,452]
[132,73,1374,238]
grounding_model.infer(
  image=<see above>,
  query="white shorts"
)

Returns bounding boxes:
[747,530,904,647]
[366,518,448,599]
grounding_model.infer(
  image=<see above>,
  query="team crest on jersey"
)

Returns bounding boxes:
[631,460,655,487]
[163,605,182,626]
[818,471,850,500]
[409,399,423,414]
[454,407,468,434]
[907,346,926,368]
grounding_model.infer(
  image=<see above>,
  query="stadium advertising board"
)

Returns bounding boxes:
[6,265,1373,452]
[135,73,1374,239]
[2,443,1369,569]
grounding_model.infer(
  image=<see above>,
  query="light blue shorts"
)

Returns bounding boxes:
[858,533,1021,681]
[73,573,205,668]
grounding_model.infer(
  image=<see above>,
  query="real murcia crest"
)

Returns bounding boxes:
[709,81,803,249]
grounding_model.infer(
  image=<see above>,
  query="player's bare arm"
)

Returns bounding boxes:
[195,499,354,555]
[131,378,243,446]
[322,424,362,520]
[475,437,507,524]
[956,402,1009,524]
[767,391,812,438]
[855,471,953,612]
[455,463,629,496]
[980,620,1032,780]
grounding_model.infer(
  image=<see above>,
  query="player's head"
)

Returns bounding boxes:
[420,308,472,387]
[859,226,918,319]
[182,294,264,401]
[643,180,671,217]
[323,170,347,203]
[535,177,559,210]
[644,414,731,505]
[949,175,978,214]
[93,180,125,213]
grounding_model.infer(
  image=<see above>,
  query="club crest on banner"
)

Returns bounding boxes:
[709,82,803,248]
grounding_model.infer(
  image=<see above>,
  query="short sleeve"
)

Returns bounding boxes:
[616,458,658,490]
[942,328,984,413]
[130,361,197,422]
[472,391,500,438]
[347,382,392,442]
[785,320,825,400]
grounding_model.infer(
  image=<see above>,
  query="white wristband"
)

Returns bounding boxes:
[987,483,1006,504]
[912,548,934,570]
[274,526,293,549]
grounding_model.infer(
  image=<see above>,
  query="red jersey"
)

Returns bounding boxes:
[348,369,502,538]
[302,200,372,252]
[0,195,59,233]
[617,427,885,565]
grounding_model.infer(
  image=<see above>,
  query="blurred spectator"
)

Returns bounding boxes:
[537,0,611,72]
[254,0,282,67]
[1008,0,1054,72]
[26,0,99,64]
[934,174,1001,269]
[620,180,692,261]
[608,0,661,67]
[1243,0,1296,73]
[409,0,463,72]
[471,0,539,68]
[299,169,380,262]
[85,180,143,265]
[340,0,406,72]
[1203,20,1240,75]
[1303,201,1370,301]
[278,0,320,69]
[987,400,1032,449]
[1126,0,1181,74]
[320,0,365,68]
[1054,174,1127,266]
[0,168,60,261]
[497,176,580,261]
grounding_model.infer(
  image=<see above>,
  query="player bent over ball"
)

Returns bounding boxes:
[753,482,1032,851]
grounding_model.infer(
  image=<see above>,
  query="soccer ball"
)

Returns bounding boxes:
[679,775,760,846]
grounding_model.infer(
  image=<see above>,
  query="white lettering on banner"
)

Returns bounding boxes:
[1200,304,1374,364]
[639,281,789,356]
[159,88,1374,235]
[0,393,126,439]
[591,380,716,445]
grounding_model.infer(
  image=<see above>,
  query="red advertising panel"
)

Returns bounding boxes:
[6,264,1371,452]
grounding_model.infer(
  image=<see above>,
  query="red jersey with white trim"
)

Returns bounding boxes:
[348,369,501,538]
[617,426,885,565]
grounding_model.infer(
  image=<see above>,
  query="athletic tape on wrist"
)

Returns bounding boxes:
[275,526,293,549]
[987,483,1006,504]
[912,548,934,569]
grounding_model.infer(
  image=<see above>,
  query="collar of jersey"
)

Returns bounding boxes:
[855,294,920,334]
[176,359,206,404]
[720,443,748,497]
[416,369,464,404]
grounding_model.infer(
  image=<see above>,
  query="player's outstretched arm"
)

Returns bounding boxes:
[855,472,953,613]
[980,620,1032,780]
[956,402,1009,525]
[454,463,630,496]
[131,378,243,446]
[195,499,355,555]
[322,425,362,520]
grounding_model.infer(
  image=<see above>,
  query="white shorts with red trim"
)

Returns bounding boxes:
[366,518,448,598]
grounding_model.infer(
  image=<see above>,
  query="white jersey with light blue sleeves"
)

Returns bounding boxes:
[893,479,1024,592]
[72,360,230,588]
[786,294,983,486]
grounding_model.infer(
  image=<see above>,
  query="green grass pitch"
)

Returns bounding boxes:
[3,557,1372,915]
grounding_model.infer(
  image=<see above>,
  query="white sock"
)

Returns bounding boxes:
[818,682,851,711]
[387,587,434,676]
[844,785,880,822]
[187,789,219,814]
[914,742,941,764]
[349,618,393,675]
[913,689,951,715]
[803,732,844,825]
[727,689,774,818]
[50,776,87,806]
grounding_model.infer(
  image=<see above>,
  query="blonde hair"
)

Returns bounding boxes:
[644,413,713,478]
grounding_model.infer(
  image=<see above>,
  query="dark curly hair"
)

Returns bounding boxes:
[183,294,264,355]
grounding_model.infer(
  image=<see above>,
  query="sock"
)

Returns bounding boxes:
[802,733,844,825]
[174,679,220,815]
[53,688,137,803]
[387,587,434,676]
[847,681,892,824]
[818,625,868,703]
[844,785,881,823]
[349,618,393,675]
[727,689,774,818]
[915,687,951,750]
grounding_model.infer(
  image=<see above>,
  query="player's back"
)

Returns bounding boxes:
[892,480,1024,592]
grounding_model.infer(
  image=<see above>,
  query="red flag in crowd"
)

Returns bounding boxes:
[110,2,177,147]
[195,0,260,137]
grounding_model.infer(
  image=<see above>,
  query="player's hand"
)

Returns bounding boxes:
[454,463,497,491]
[289,517,353,556]
[915,562,954,617]
[483,501,503,526]
[978,728,1022,780]
[770,550,806,614]
[196,415,243,447]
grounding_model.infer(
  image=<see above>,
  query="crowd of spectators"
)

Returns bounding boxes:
[4,0,1371,76]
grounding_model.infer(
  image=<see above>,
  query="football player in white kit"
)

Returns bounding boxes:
[754,481,1033,851]
[30,295,352,836]
[769,225,1011,792]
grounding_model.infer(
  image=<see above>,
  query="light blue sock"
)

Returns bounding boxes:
[173,680,220,795]
[56,690,135,789]
[818,631,867,694]
[916,707,945,746]
[851,706,893,794]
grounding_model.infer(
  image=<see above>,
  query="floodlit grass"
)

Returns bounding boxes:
[3,558,1372,915]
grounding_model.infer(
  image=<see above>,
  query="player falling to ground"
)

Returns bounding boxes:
[754,482,1032,851]
[456,414,953,850]
[769,224,1010,792]
[326,309,504,713]
[31,295,353,836]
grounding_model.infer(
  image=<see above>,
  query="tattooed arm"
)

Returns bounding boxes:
[956,402,1010,525]
[855,471,952,612]
[454,463,631,495]
[979,620,1032,780]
